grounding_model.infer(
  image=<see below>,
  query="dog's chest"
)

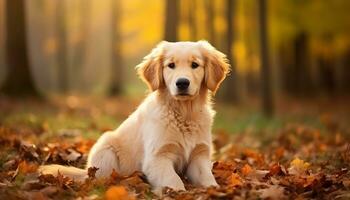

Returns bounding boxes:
[164,109,204,139]
[162,109,209,171]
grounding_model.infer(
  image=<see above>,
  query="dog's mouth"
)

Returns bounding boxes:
[174,92,196,100]
[176,90,191,97]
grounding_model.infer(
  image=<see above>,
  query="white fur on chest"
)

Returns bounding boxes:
[141,100,212,172]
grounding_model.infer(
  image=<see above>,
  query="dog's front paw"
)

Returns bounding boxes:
[201,179,219,187]
[153,185,186,197]
[152,187,163,197]
[166,183,186,191]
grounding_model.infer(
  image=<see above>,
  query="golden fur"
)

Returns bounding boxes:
[39,41,230,191]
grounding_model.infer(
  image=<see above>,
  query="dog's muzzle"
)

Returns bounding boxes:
[176,78,190,95]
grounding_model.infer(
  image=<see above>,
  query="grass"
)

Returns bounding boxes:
[214,104,326,135]
[1,104,324,141]
[1,111,119,140]
[0,95,347,143]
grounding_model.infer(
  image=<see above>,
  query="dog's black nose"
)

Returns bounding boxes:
[176,78,190,90]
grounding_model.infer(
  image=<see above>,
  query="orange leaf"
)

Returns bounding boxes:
[227,173,243,187]
[18,161,38,174]
[110,169,119,180]
[243,149,265,165]
[241,164,253,176]
[275,147,285,160]
[105,186,134,200]
[267,163,284,177]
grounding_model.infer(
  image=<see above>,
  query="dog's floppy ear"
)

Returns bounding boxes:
[136,41,167,91]
[199,40,230,94]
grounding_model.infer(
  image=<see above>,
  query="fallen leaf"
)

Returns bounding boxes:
[40,186,59,197]
[105,186,134,200]
[243,149,265,166]
[303,175,317,188]
[87,167,99,179]
[241,164,253,176]
[59,149,81,162]
[275,147,285,160]
[227,173,243,187]
[288,158,310,175]
[18,160,38,174]
[266,163,285,178]
[19,141,40,161]
[251,169,270,180]
[259,185,286,200]
[23,191,46,200]
[343,179,350,188]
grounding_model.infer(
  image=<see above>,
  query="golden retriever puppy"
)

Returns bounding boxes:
[39,41,230,191]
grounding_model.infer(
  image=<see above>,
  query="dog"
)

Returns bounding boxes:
[39,41,230,191]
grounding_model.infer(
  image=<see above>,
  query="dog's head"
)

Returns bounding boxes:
[136,41,230,100]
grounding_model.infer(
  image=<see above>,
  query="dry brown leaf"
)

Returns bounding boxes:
[251,169,270,180]
[40,186,59,197]
[23,191,46,200]
[266,163,285,178]
[275,147,285,160]
[259,185,286,200]
[343,179,350,188]
[303,175,317,188]
[87,167,99,179]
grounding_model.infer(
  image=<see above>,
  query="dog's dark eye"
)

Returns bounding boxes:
[191,62,199,69]
[168,63,175,69]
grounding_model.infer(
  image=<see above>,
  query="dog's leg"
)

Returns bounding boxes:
[143,143,186,191]
[87,132,120,178]
[186,143,218,187]
[143,157,185,191]
[87,146,119,178]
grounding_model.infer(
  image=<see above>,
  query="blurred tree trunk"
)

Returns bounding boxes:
[109,0,123,95]
[2,0,39,96]
[343,48,350,93]
[258,0,274,116]
[205,0,215,45]
[164,0,178,42]
[279,42,294,94]
[223,0,239,103]
[318,56,335,95]
[188,0,197,41]
[74,0,90,92]
[294,32,312,95]
[56,0,68,93]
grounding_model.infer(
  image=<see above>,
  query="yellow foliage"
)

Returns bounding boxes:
[227,173,243,187]
[121,0,163,55]
[288,158,310,175]
[43,38,58,55]
[179,23,190,40]
[233,42,247,73]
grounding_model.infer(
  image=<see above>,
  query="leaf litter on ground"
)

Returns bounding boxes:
[0,98,349,199]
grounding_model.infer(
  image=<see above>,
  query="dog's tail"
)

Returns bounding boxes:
[38,165,87,181]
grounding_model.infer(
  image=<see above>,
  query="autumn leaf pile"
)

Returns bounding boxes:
[0,98,349,199]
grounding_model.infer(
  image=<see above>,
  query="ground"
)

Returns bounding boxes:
[0,96,349,199]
